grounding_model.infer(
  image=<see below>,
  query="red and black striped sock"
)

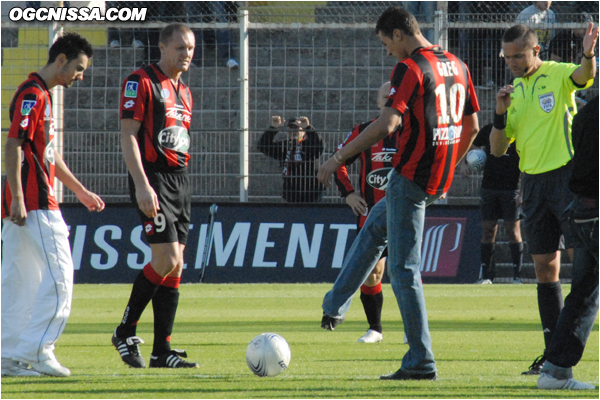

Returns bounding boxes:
[360,283,383,333]
[117,263,163,338]
[151,276,180,356]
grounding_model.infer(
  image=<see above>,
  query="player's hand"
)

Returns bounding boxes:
[345,192,368,217]
[298,116,310,129]
[317,156,340,187]
[76,189,105,212]
[136,184,160,218]
[495,85,514,115]
[582,22,599,57]
[271,116,284,128]
[9,198,27,226]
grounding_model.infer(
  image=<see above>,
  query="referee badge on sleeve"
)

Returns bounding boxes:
[538,93,555,113]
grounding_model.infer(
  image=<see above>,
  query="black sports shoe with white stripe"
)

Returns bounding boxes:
[149,350,199,368]
[111,330,146,368]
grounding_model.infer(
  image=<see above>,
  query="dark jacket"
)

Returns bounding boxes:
[257,126,325,203]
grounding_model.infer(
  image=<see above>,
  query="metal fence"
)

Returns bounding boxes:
[1,1,598,204]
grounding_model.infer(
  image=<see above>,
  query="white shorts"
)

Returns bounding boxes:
[1,210,73,363]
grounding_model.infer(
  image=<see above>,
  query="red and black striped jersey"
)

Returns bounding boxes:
[120,64,193,173]
[387,45,480,195]
[334,118,397,227]
[2,73,58,218]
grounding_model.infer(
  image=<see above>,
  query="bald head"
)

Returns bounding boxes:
[377,81,391,111]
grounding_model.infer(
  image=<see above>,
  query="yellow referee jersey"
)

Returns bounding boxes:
[505,61,593,174]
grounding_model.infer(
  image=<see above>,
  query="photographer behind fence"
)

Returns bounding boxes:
[257,116,324,203]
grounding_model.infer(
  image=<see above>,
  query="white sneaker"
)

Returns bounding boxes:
[132,39,144,49]
[109,40,120,48]
[225,58,239,69]
[475,279,493,284]
[28,358,71,377]
[1,358,41,377]
[538,372,595,390]
[513,277,523,284]
[357,329,382,343]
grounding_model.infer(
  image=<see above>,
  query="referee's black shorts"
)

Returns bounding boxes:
[522,163,575,254]
[129,170,191,245]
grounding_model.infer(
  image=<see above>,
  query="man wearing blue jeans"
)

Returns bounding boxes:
[317,6,479,380]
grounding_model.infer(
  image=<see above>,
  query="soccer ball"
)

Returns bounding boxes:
[466,149,487,173]
[246,333,291,377]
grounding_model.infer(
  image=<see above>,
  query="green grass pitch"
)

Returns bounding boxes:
[2,283,598,399]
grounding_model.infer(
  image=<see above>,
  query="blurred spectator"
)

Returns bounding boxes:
[516,2,556,59]
[106,1,145,49]
[186,1,239,69]
[257,116,324,203]
[402,1,436,43]
[549,13,592,63]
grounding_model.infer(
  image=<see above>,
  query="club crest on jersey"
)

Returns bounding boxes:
[124,81,138,98]
[144,221,154,235]
[124,99,135,109]
[21,100,36,116]
[45,104,51,117]
[538,92,555,113]
[161,88,170,99]
[367,167,393,190]
[158,126,190,152]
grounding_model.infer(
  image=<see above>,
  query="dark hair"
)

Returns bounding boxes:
[502,24,538,48]
[159,23,193,45]
[47,32,93,64]
[287,119,300,129]
[375,6,420,38]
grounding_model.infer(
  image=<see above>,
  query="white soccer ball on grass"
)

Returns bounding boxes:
[246,333,291,377]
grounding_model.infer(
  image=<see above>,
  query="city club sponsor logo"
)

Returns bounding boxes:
[158,126,190,152]
[432,125,462,146]
[420,218,466,277]
[165,105,191,123]
[366,167,393,190]
[538,92,555,113]
[124,100,135,109]
[124,81,138,98]
[371,151,395,163]
[21,100,36,116]
[20,118,29,129]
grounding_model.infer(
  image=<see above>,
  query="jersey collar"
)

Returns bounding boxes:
[29,72,49,92]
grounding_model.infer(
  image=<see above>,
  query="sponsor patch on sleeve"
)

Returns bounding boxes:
[20,117,29,129]
[124,81,139,98]
[21,100,36,116]
[124,99,135,109]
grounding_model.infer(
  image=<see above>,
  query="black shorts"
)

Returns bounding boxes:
[522,163,575,254]
[129,170,191,245]
[480,188,521,222]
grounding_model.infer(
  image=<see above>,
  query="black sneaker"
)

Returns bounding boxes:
[522,354,546,375]
[149,350,199,368]
[111,330,146,368]
[380,368,438,381]
[321,312,345,330]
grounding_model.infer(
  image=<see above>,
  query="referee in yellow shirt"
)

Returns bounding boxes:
[490,23,598,375]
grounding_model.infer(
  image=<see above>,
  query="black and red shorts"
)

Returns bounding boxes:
[129,170,191,245]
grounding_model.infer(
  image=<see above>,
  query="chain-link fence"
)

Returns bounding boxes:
[1,1,598,204]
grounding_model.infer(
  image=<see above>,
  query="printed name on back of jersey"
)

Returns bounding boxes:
[432,125,462,146]
[124,81,138,98]
[124,99,135,109]
[144,221,154,235]
[21,100,36,116]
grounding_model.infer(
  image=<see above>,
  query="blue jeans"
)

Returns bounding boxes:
[542,197,599,379]
[322,171,440,373]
